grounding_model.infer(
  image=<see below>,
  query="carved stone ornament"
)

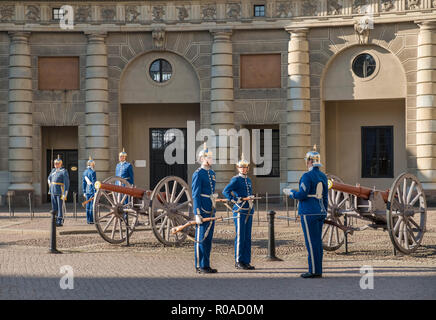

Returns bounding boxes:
[176,6,189,21]
[354,17,373,44]
[433,0,436,8]
[101,6,116,22]
[153,6,165,22]
[227,3,241,19]
[152,28,166,49]
[301,0,318,16]
[327,0,343,15]
[26,5,40,22]
[201,4,217,20]
[407,0,420,10]
[0,5,14,21]
[76,6,91,22]
[275,2,292,18]
[380,0,395,12]
[353,0,370,14]
[126,6,140,22]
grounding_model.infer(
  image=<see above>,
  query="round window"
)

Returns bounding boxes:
[149,59,172,83]
[352,53,376,78]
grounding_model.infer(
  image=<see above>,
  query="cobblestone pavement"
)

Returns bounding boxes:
[0,206,435,300]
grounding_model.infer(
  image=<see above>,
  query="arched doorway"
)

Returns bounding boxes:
[119,51,201,189]
[321,45,407,189]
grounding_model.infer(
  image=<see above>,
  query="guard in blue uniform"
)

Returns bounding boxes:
[223,154,256,270]
[115,148,134,185]
[48,155,70,226]
[284,145,328,278]
[192,143,218,274]
[82,156,97,224]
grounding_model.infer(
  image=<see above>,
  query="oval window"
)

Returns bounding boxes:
[149,59,172,83]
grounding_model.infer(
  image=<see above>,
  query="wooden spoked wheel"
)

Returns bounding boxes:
[386,172,427,254]
[93,176,139,244]
[149,176,193,246]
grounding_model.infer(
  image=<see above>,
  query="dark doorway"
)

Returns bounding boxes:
[46,149,78,203]
[150,128,187,190]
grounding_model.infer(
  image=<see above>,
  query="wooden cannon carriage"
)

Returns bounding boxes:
[92,175,194,246]
[324,172,427,254]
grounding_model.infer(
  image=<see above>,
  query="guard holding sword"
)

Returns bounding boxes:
[223,154,256,270]
[48,155,70,227]
[283,145,328,278]
[192,143,218,274]
[82,156,97,224]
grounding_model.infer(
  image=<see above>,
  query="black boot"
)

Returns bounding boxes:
[300,272,322,278]
[197,267,218,274]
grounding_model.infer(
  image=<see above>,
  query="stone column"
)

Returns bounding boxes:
[285,27,311,189]
[8,31,33,192]
[85,32,110,180]
[416,21,436,190]
[210,29,235,191]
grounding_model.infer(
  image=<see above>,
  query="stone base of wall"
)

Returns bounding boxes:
[424,190,436,207]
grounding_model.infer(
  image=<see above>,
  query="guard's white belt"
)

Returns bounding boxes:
[84,176,92,185]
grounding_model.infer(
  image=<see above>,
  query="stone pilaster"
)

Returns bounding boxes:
[210,29,235,191]
[85,32,110,180]
[416,20,436,189]
[285,27,311,189]
[8,31,33,192]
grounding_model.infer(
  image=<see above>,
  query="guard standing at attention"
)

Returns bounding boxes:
[48,155,70,226]
[222,154,256,270]
[192,143,218,274]
[115,148,134,185]
[82,156,97,224]
[283,145,328,278]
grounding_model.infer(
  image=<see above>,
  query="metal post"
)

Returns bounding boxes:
[8,192,14,218]
[344,214,348,254]
[393,246,397,256]
[256,193,259,226]
[125,214,129,247]
[266,210,282,261]
[265,192,268,222]
[49,210,61,254]
[28,192,34,219]
[285,194,289,227]
[73,192,77,220]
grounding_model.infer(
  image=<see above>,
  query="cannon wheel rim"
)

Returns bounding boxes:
[322,174,349,251]
[93,176,138,244]
[386,172,427,254]
[149,176,193,246]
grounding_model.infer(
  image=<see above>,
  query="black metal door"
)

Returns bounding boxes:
[46,149,78,203]
[150,128,187,190]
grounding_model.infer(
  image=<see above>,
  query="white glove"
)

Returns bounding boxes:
[283,188,292,196]
[195,215,203,225]
[83,194,86,199]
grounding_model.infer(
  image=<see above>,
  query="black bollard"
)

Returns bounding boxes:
[266,210,282,261]
[49,210,61,254]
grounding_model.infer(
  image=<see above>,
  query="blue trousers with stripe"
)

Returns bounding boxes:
[300,214,326,275]
[85,193,94,223]
[194,219,215,269]
[234,209,253,264]
[50,195,64,224]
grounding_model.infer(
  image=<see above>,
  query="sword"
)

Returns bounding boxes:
[81,196,94,208]
[170,215,239,235]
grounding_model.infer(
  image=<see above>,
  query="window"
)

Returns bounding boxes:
[149,59,172,83]
[38,57,79,90]
[254,5,265,17]
[256,129,280,177]
[352,53,376,78]
[52,8,64,20]
[240,54,281,88]
[361,126,393,178]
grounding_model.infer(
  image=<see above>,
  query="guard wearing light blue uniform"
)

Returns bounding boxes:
[192,143,218,274]
[48,155,70,226]
[115,148,134,185]
[223,154,255,270]
[82,157,97,224]
[284,146,328,278]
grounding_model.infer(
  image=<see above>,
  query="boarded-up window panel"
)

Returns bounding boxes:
[38,57,79,90]
[240,54,281,89]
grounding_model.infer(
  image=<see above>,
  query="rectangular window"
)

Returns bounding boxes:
[254,5,265,17]
[38,57,80,90]
[52,8,64,20]
[256,129,280,177]
[361,126,394,178]
[240,54,281,89]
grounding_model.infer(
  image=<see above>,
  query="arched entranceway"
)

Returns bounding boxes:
[321,45,407,189]
[119,51,201,189]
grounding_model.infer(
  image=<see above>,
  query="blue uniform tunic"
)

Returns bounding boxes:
[48,167,70,225]
[289,166,328,275]
[115,161,134,185]
[192,167,216,269]
[222,174,254,264]
[82,166,97,223]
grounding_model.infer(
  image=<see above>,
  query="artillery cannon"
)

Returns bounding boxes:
[324,172,427,254]
[92,176,194,246]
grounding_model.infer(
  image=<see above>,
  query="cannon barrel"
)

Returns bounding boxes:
[329,180,389,202]
[95,181,149,198]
